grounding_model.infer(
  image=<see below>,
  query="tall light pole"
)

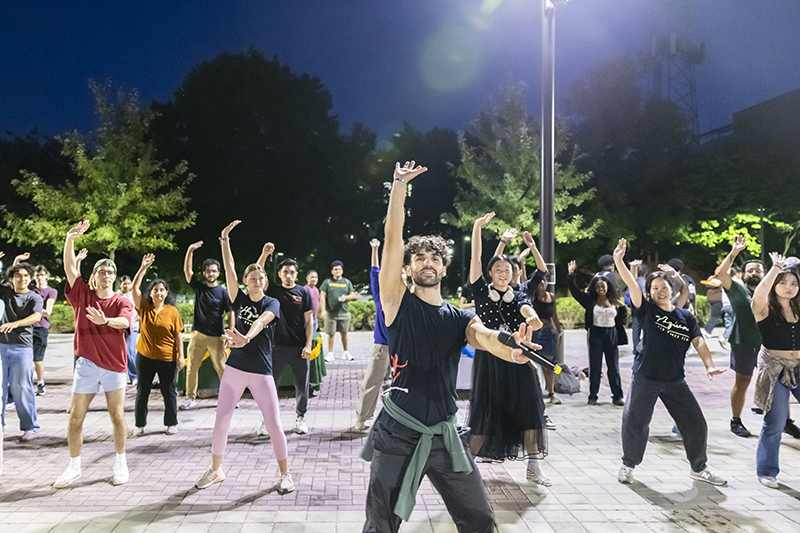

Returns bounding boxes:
[540,0,557,290]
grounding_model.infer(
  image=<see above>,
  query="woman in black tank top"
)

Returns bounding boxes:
[751,252,800,488]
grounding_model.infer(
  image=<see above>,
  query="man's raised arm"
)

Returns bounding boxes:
[64,220,90,287]
[184,241,203,284]
[717,235,746,290]
[379,161,427,326]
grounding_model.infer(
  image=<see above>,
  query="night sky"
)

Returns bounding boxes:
[3,0,799,143]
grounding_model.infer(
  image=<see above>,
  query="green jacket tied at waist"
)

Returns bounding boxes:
[361,390,473,521]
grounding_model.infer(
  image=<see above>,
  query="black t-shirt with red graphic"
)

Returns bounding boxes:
[384,290,474,427]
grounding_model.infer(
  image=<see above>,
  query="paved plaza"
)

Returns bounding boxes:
[2,330,800,532]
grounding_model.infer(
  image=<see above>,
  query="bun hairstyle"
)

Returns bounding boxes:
[243,263,265,282]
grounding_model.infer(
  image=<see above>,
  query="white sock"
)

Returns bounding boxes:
[70,456,81,471]
[115,452,126,464]
[38,380,44,386]
[527,459,546,478]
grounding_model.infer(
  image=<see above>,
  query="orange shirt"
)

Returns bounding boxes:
[136,300,184,362]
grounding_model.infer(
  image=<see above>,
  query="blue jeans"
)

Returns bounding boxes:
[126,328,139,381]
[1,343,39,432]
[756,380,800,478]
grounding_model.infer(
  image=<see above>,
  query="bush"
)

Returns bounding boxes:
[348,300,376,331]
[50,302,76,333]
[176,301,194,327]
[557,297,585,330]
[694,294,709,326]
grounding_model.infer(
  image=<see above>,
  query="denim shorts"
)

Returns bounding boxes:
[73,357,127,394]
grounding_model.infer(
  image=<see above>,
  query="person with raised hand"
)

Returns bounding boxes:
[467,214,551,486]
[130,254,185,436]
[612,238,726,487]
[362,161,541,533]
[751,252,800,488]
[182,240,232,410]
[55,221,134,488]
[567,257,627,406]
[194,221,293,494]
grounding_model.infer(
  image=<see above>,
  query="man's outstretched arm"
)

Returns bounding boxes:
[379,161,427,326]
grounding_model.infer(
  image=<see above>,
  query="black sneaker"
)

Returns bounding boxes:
[751,407,764,415]
[730,417,751,437]
[612,397,625,407]
[588,398,598,406]
[36,383,46,396]
[785,419,800,439]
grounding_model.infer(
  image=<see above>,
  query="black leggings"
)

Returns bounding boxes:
[134,353,178,428]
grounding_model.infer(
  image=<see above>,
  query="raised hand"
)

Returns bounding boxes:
[501,228,517,241]
[567,260,576,274]
[85,306,107,325]
[67,220,91,240]
[475,212,495,227]
[393,160,428,183]
[522,231,537,249]
[222,220,241,238]
[141,253,155,269]
[519,247,530,259]
[613,239,627,261]
[262,242,275,256]
[76,248,88,262]
[630,259,642,269]
[370,239,380,249]
[658,263,678,277]
[188,240,204,251]
[731,234,746,254]
[0,252,4,260]
[769,252,786,269]
[15,252,30,263]
[526,314,544,331]
[510,322,543,363]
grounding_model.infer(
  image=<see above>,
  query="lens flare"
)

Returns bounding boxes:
[418,26,484,93]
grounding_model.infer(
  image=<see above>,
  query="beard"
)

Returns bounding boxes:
[745,275,762,289]
[411,268,443,288]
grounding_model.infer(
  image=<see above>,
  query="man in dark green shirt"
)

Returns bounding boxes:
[320,261,358,362]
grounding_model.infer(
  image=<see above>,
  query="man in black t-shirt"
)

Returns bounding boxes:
[265,258,314,435]
[362,161,540,533]
[182,241,233,409]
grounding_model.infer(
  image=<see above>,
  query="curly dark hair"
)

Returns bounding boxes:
[403,235,451,267]
[588,273,621,307]
[145,278,176,307]
[6,262,34,281]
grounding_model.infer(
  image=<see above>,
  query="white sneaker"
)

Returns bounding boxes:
[759,476,778,488]
[54,465,82,488]
[166,426,178,435]
[342,351,354,361]
[133,427,144,437]
[112,461,129,485]
[180,398,197,410]
[195,468,226,489]
[617,464,634,484]
[324,353,335,363]
[690,468,727,486]
[256,418,270,438]
[21,430,37,441]
[294,416,308,435]
[278,471,295,494]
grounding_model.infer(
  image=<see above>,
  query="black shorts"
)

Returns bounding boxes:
[730,343,759,377]
[32,326,49,362]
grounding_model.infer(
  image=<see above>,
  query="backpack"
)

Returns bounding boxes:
[554,368,582,395]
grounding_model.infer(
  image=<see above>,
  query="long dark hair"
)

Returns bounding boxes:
[767,269,800,322]
[145,278,176,307]
[588,274,621,307]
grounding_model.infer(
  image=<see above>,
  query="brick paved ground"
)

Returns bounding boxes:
[1,330,800,532]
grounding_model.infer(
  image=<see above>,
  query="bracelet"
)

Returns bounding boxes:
[219,237,229,242]
[501,239,508,243]
[393,177,408,184]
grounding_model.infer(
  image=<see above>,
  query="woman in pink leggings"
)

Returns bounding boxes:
[194,220,294,494]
